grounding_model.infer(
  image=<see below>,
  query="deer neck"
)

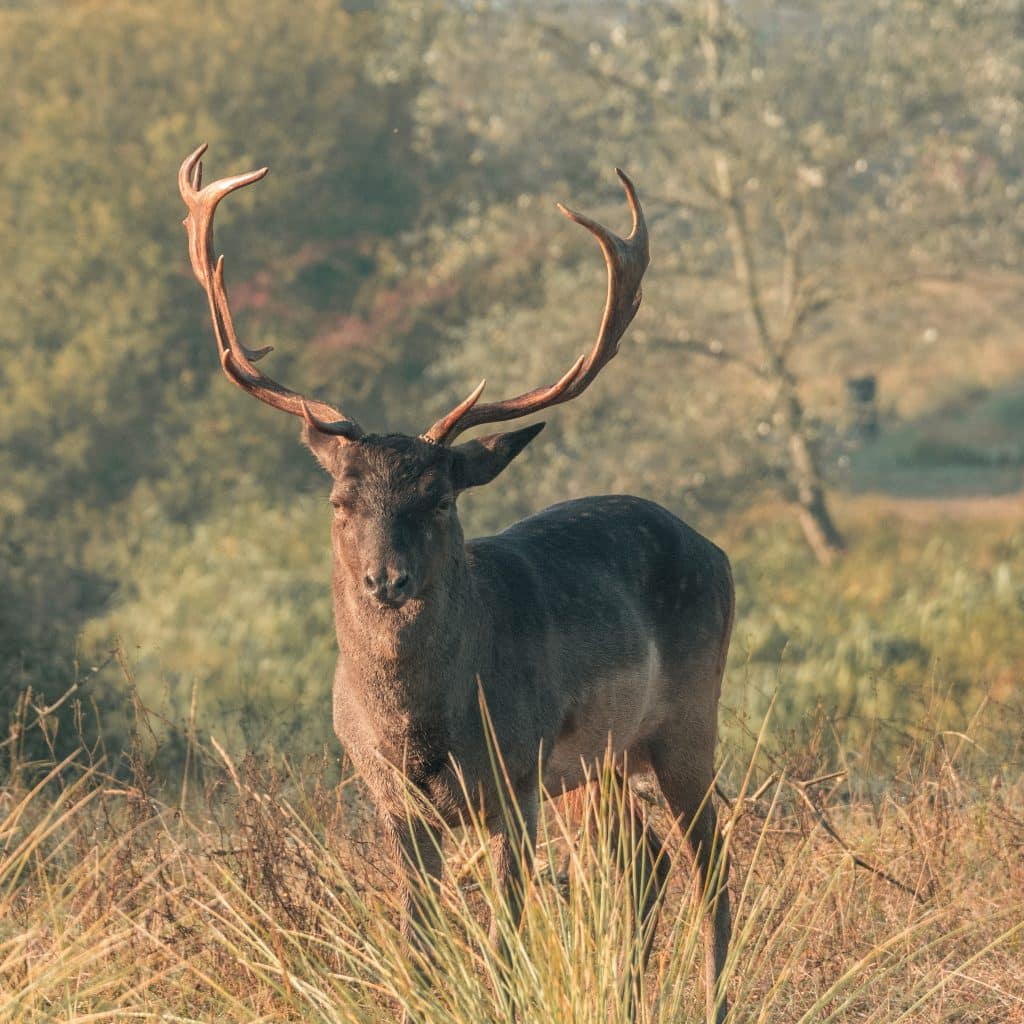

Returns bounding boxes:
[332,546,481,715]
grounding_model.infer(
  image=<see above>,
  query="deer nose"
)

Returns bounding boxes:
[363,566,412,606]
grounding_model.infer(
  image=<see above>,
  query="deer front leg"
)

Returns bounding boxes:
[487,787,539,946]
[381,814,444,980]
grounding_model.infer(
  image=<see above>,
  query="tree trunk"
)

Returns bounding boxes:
[701,0,843,567]
[783,393,844,566]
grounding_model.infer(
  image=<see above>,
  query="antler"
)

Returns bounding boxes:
[178,144,363,439]
[421,169,649,446]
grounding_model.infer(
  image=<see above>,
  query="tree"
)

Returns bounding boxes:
[0,0,448,741]
[409,0,1024,561]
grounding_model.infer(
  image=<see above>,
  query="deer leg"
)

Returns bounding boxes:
[652,761,731,1024]
[607,781,672,1021]
[487,787,539,944]
[487,787,539,1020]
[381,814,444,986]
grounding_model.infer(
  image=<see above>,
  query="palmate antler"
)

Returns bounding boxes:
[421,170,649,445]
[178,144,364,439]
[180,147,648,445]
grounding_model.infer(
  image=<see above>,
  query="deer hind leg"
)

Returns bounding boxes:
[606,777,672,1022]
[487,787,539,1020]
[651,754,731,1024]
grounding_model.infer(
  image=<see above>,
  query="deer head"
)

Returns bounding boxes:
[179,145,648,611]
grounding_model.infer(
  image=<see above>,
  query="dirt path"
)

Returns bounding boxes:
[842,492,1024,522]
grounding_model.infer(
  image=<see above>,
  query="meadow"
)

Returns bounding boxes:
[2,645,1021,1023]
[3,493,1022,1022]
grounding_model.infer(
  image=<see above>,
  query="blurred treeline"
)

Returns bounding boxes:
[2,0,1022,765]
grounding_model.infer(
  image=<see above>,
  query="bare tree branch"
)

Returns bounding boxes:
[674,338,767,378]
[0,654,115,752]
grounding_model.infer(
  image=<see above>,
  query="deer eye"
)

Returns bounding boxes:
[330,493,354,513]
[435,495,454,515]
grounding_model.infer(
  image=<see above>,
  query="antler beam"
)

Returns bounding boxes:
[178,144,363,439]
[421,170,649,445]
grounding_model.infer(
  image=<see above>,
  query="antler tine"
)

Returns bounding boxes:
[179,145,363,439]
[422,169,648,446]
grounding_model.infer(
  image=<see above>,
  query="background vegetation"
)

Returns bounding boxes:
[2,0,1022,770]
[2,2,1022,1020]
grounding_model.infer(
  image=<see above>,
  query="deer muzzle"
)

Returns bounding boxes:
[362,563,413,608]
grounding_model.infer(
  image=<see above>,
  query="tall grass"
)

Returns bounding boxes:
[1,684,1021,1023]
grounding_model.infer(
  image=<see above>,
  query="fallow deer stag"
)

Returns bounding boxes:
[179,144,734,1024]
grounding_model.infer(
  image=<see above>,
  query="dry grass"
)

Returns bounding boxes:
[1,690,1021,1024]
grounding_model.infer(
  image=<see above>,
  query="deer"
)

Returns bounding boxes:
[179,144,734,1024]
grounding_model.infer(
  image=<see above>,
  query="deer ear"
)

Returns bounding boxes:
[301,423,348,475]
[450,422,545,491]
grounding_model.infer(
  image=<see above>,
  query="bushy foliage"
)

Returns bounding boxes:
[726,509,1024,762]
[0,0,439,734]
[67,492,1021,768]
[2,0,1023,766]
[82,483,339,754]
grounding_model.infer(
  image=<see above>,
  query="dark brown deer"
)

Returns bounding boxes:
[179,145,734,1024]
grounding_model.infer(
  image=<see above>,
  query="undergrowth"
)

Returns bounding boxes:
[1,678,1021,1023]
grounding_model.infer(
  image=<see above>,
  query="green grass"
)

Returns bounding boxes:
[68,495,1024,776]
[719,505,1023,777]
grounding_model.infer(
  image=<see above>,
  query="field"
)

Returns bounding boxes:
[5,397,1023,1023]
[2,663,1021,1023]
[3,490,1022,1023]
